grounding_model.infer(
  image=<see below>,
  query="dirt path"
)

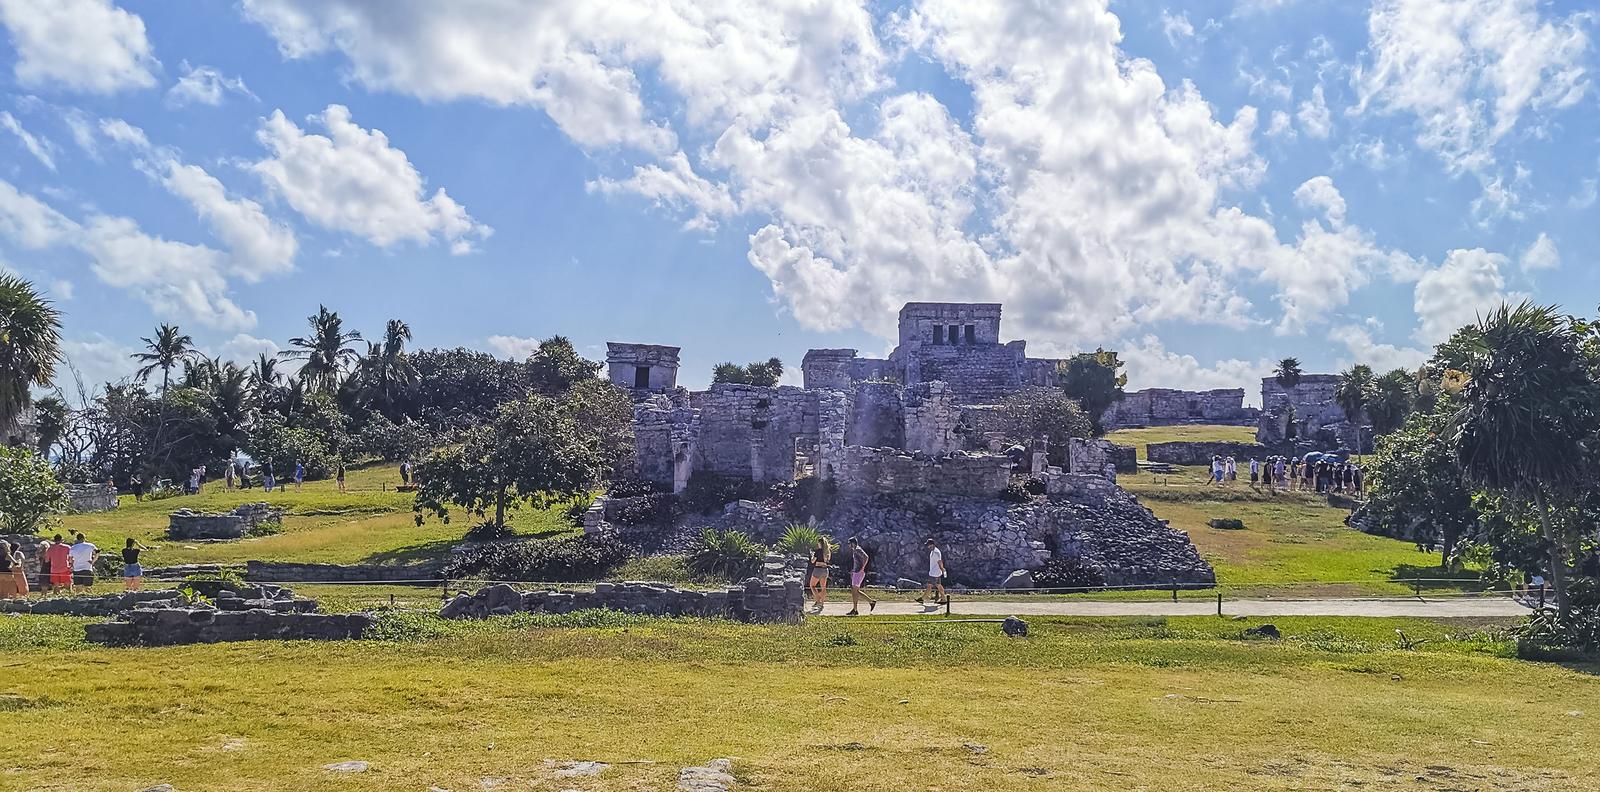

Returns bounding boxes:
[816,596,1531,618]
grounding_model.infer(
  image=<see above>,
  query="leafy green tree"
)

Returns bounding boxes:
[414,393,608,531]
[0,276,61,445]
[283,305,362,394]
[1365,368,1416,435]
[403,348,532,430]
[999,386,1093,466]
[131,323,194,396]
[1448,303,1600,618]
[526,335,600,394]
[0,445,67,534]
[1058,349,1126,434]
[1363,402,1476,567]
[711,357,784,387]
[1273,357,1303,390]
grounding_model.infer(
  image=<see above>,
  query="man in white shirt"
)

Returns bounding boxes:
[68,532,98,591]
[916,538,946,607]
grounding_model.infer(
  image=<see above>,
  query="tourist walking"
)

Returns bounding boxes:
[845,537,876,616]
[46,535,70,592]
[68,533,98,592]
[1248,458,1260,486]
[1224,456,1237,485]
[336,462,347,492]
[917,538,947,606]
[1209,456,1224,486]
[294,460,305,491]
[121,538,149,591]
[400,461,411,486]
[264,463,276,493]
[225,463,235,489]
[808,537,831,611]
[131,474,144,502]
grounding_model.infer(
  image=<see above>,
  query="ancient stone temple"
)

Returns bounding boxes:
[1256,375,1370,452]
[610,301,1215,590]
[1100,388,1259,429]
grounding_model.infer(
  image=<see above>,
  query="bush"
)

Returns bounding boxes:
[245,518,282,538]
[998,482,1033,503]
[463,521,514,542]
[443,533,631,582]
[680,472,761,515]
[606,475,666,499]
[1515,606,1600,659]
[0,446,67,534]
[248,412,338,480]
[778,524,833,556]
[608,554,698,586]
[775,476,838,523]
[144,483,181,501]
[564,491,597,526]
[1207,518,1246,530]
[609,493,681,527]
[686,527,767,582]
[1032,555,1107,591]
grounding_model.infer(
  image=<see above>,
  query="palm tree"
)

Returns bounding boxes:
[373,319,417,411]
[131,323,195,396]
[1273,357,1303,391]
[1365,369,1416,435]
[1449,302,1599,619]
[0,275,61,443]
[1334,364,1373,424]
[281,305,362,394]
[250,352,282,391]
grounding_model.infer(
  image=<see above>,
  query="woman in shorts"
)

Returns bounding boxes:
[122,537,150,591]
[807,537,831,611]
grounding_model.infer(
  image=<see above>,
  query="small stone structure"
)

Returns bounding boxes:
[441,578,804,623]
[1257,375,1371,452]
[1146,441,1274,467]
[244,560,440,584]
[1100,388,1260,429]
[167,503,283,541]
[0,589,184,616]
[87,609,373,646]
[606,342,681,392]
[65,482,119,513]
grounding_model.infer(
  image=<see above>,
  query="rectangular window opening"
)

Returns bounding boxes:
[933,325,945,345]
[634,365,652,389]
[964,324,976,344]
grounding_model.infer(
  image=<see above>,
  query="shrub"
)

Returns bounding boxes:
[245,518,283,538]
[443,533,631,582]
[998,482,1032,503]
[1207,518,1246,530]
[778,524,833,556]
[464,521,515,542]
[608,554,697,585]
[1515,607,1600,659]
[686,527,767,582]
[0,446,66,534]
[609,493,680,527]
[352,414,442,461]
[248,412,338,480]
[1032,554,1107,591]
[680,472,761,515]
[144,483,181,501]
[564,491,597,526]
[606,475,666,499]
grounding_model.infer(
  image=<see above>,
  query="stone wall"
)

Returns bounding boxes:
[1257,375,1369,452]
[1146,441,1273,466]
[605,342,681,391]
[0,589,183,616]
[831,447,1012,497]
[65,483,119,513]
[86,609,373,646]
[689,384,821,484]
[1102,388,1260,429]
[902,382,961,453]
[846,381,904,448]
[440,578,804,624]
[632,391,699,491]
[244,560,441,584]
[168,502,283,541]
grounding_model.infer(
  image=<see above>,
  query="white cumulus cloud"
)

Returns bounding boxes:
[0,0,158,93]
[1412,248,1527,345]
[252,104,490,253]
[166,62,257,107]
[486,334,541,360]
[0,111,57,169]
[1518,232,1559,271]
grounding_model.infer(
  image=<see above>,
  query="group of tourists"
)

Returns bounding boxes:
[1210,454,1363,495]
[805,536,948,616]
[0,533,148,598]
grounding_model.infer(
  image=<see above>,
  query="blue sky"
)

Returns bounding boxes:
[0,0,1594,403]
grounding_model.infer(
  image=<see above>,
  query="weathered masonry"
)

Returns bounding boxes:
[1100,388,1259,429]
[606,342,681,392]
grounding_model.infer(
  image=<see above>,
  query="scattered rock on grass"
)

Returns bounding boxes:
[1243,624,1281,640]
[323,761,369,773]
[678,759,736,791]
[547,760,609,778]
[1002,616,1029,637]
[137,785,175,792]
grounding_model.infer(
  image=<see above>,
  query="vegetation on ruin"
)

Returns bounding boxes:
[1,612,1595,791]
[710,356,785,387]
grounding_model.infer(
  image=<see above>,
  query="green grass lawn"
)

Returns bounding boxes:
[1106,426,1469,598]
[0,613,1594,791]
[1106,423,1259,458]
[53,463,576,569]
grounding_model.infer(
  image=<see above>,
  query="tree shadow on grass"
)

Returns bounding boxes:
[1390,563,1494,592]
[361,539,459,566]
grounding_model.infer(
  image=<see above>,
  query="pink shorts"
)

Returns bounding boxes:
[850,572,866,588]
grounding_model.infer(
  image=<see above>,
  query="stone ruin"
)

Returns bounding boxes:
[1100,388,1260,429]
[167,502,283,541]
[1256,375,1372,453]
[65,482,119,513]
[605,301,1216,590]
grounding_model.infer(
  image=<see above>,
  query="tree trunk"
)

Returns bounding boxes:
[494,485,506,529]
[1532,488,1570,619]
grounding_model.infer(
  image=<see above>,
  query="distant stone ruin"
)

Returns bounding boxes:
[167,503,283,541]
[607,301,1216,590]
[1100,388,1260,429]
[65,483,119,513]
[1256,375,1371,453]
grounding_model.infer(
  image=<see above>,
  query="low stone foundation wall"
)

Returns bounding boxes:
[168,503,283,541]
[831,446,1012,496]
[86,609,374,646]
[65,482,118,513]
[441,578,804,624]
[244,560,440,584]
[1146,441,1273,466]
[0,590,182,616]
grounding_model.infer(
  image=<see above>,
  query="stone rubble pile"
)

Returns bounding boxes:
[167,502,284,541]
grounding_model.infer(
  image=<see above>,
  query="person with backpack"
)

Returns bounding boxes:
[845,537,877,616]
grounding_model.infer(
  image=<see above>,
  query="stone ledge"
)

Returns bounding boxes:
[440,579,804,624]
